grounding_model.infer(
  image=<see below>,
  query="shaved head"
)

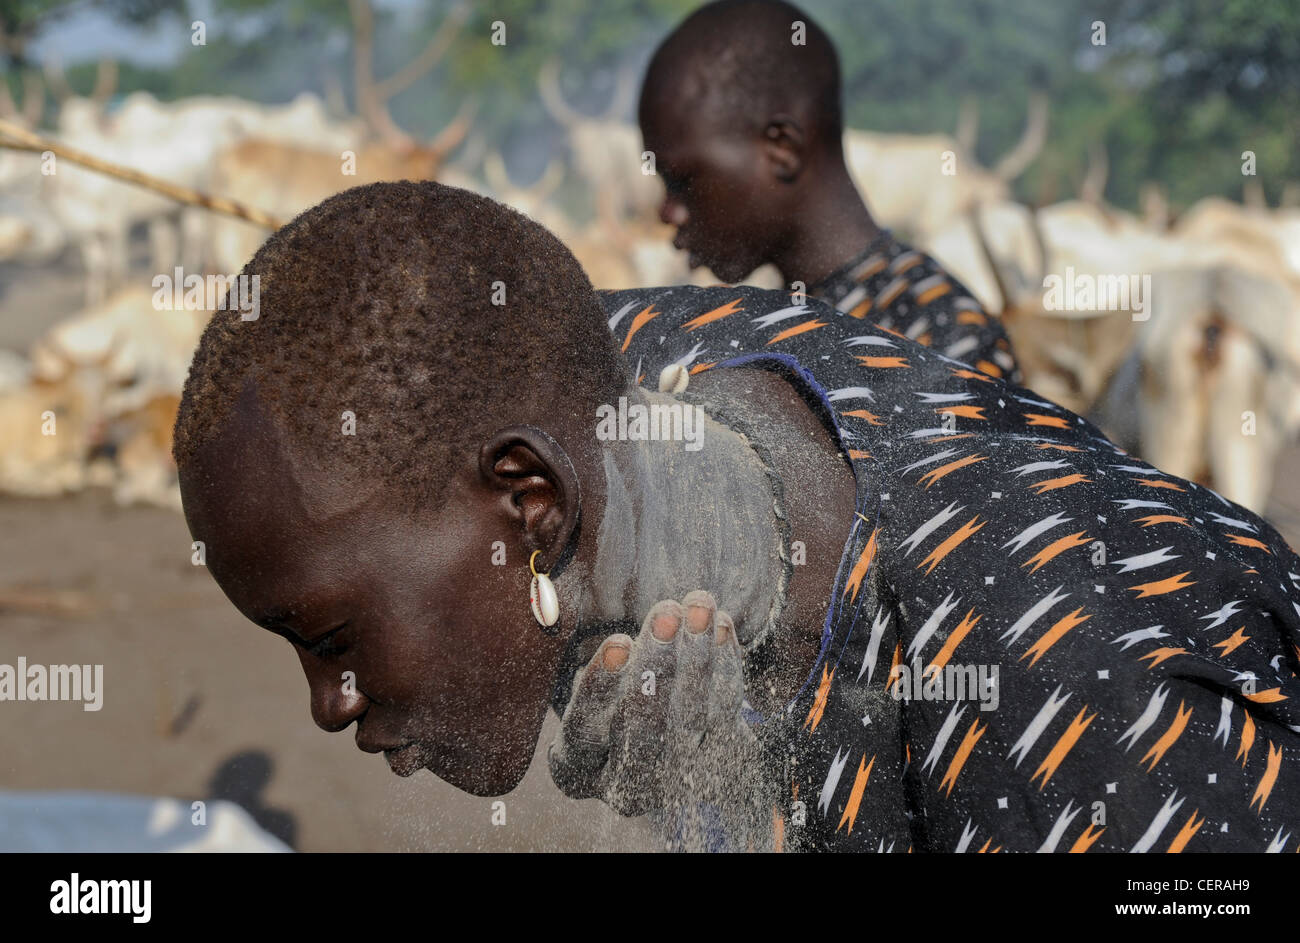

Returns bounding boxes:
[638,0,854,283]
[641,0,842,148]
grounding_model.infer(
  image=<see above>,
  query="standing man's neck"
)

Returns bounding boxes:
[770,161,882,290]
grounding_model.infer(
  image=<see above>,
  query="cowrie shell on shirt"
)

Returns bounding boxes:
[530,573,559,627]
[658,363,689,395]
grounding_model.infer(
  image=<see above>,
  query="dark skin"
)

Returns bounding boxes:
[640,78,880,288]
[180,367,858,798]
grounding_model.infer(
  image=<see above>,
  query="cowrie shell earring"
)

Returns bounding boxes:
[529,550,559,628]
[658,363,689,394]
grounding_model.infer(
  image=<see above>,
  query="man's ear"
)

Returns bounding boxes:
[762,114,805,183]
[478,426,581,569]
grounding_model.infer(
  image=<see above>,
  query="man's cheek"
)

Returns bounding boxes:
[426,692,533,782]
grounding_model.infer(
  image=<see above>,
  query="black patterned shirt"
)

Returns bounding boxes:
[600,284,1300,853]
[809,231,1022,385]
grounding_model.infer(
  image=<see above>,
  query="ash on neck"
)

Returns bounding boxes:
[586,387,784,646]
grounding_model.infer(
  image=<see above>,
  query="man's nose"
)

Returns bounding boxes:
[304,663,369,732]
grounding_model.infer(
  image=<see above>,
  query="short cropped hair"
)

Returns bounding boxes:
[173,180,628,509]
[643,0,843,144]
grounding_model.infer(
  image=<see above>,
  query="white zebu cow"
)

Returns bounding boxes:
[45,91,365,304]
[538,60,664,231]
[1137,265,1300,513]
[924,198,1300,513]
[0,79,68,266]
[844,92,1048,240]
[0,287,210,506]
[0,174,66,265]
[46,96,228,303]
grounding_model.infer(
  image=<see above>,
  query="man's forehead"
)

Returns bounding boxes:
[643,84,742,153]
[642,107,710,165]
[178,380,397,628]
[194,376,377,525]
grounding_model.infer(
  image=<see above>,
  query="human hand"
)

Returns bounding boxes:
[548,590,772,850]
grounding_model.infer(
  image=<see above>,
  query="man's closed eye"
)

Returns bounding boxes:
[304,623,350,658]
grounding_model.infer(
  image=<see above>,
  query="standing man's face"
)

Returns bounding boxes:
[640,94,789,284]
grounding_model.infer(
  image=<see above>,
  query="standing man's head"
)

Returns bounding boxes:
[640,0,849,283]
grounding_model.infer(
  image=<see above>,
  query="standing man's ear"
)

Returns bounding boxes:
[763,115,806,182]
[478,426,582,569]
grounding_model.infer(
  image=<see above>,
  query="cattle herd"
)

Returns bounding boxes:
[0,57,1297,524]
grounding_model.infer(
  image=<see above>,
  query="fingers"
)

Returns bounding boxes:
[551,592,754,823]
[566,635,633,746]
[549,633,631,800]
[602,599,683,815]
[706,609,747,734]
[672,590,718,741]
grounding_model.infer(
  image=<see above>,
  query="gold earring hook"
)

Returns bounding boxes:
[529,550,546,577]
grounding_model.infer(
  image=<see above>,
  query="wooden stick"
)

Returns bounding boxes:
[0,118,283,230]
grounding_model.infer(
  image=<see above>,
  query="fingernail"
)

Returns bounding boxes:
[687,606,712,635]
[683,590,715,635]
[649,601,682,642]
[602,644,630,670]
[652,613,680,642]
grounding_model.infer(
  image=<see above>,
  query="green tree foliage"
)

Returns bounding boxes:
[5,0,1297,212]
[1091,0,1300,207]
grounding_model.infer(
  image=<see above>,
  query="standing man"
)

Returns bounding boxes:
[639,0,1022,382]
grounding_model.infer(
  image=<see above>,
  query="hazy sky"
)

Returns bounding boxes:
[29,2,199,68]
[24,0,417,68]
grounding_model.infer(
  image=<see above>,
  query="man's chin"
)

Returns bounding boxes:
[702,257,756,285]
[419,746,532,797]
[383,742,431,777]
